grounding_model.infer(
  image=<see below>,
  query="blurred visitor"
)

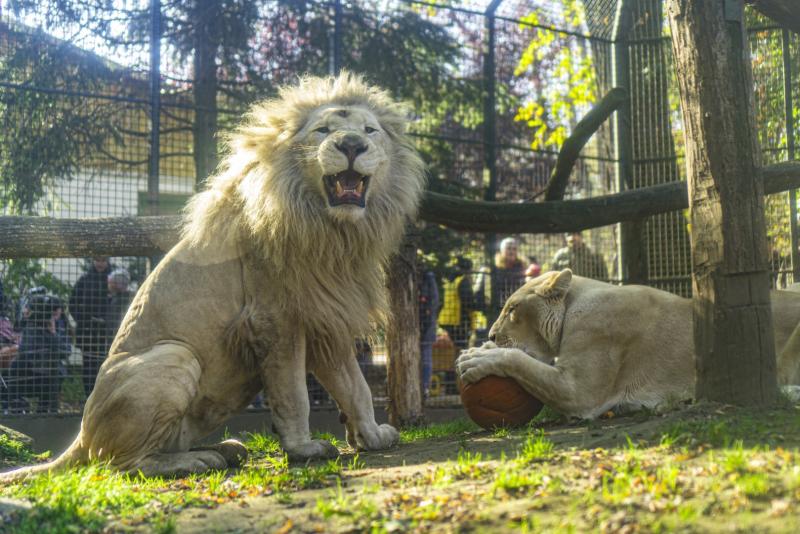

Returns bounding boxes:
[492,237,526,308]
[438,257,477,394]
[550,232,609,280]
[103,268,133,354]
[525,256,542,282]
[418,267,439,398]
[70,256,114,397]
[3,295,70,414]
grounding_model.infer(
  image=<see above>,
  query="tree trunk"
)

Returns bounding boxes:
[385,232,424,428]
[192,0,219,186]
[667,0,778,405]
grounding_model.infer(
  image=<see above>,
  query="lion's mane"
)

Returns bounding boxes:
[182,73,426,365]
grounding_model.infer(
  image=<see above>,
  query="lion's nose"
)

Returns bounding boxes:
[488,332,496,342]
[335,134,368,163]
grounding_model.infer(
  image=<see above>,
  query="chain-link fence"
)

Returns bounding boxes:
[0,0,797,415]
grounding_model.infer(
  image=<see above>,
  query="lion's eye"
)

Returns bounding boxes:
[315,126,330,134]
[365,126,378,134]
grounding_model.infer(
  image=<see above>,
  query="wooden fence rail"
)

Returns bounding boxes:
[0,161,797,259]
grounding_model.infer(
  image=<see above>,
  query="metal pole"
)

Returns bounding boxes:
[611,0,645,285]
[148,0,161,217]
[783,29,799,282]
[483,0,502,320]
[329,0,342,75]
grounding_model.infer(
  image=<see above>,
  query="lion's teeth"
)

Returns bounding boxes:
[356,181,364,194]
[335,181,344,196]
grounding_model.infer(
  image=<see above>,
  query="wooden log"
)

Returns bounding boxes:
[746,0,800,35]
[385,232,424,428]
[0,162,797,258]
[668,0,777,405]
[0,215,181,258]
[543,87,628,201]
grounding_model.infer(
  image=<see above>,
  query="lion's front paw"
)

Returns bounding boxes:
[285,439,339,461]
[350,423,399,451]
[456,348,515,384]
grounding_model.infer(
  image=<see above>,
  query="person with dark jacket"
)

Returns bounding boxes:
[3,295,71,414]
[102,268,133,354]
[70,256,113,397]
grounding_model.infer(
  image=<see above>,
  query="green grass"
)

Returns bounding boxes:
[0,433,44,467]
[6,405,800,532]
[399,418,479,443]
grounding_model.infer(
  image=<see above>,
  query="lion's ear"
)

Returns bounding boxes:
[535,269,572,300]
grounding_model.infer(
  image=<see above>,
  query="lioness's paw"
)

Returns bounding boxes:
[456,348,512,384]
[285,439,339,461]
[457,342,498,363]
[353,423,399,451]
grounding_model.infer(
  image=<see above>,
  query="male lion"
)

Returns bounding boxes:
[456,270,800,419]
[2,73,425,480]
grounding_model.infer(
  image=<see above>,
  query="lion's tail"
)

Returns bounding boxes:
[0,434,86,483]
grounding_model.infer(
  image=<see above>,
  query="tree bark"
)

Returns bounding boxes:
[667,0,778,405]
[385,232,424,428]
[0,162,798,258]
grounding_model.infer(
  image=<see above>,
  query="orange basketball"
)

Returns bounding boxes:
[460,375,544,430]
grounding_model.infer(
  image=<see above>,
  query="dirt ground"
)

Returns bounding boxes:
[168,402,792,533]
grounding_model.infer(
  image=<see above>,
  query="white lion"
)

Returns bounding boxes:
[457,270,800,419]
[2,73,425,480]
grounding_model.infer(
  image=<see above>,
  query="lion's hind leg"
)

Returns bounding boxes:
[83,342,238,476]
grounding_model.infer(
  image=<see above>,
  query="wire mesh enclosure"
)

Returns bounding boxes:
[0,0,797,416]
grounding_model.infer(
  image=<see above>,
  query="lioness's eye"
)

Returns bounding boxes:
[365,126,378,134]
[315,126,330,134]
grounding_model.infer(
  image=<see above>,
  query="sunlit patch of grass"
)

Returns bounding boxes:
[492,465,547,494]
[399,419,479,443]
[1,463,206,533]
[492,426,510,438]
[736,473,771,498]
[242,432,281,458]
[347,453,365,470]
[0,434,48,467]
[315,480,379,522]
[518,429,554,463]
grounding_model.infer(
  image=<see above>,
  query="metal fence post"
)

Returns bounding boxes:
[148,0,161,217]
[783,29,798,282]
[612,0,646,285]
[484,0,502,319]
[329,0,342,75]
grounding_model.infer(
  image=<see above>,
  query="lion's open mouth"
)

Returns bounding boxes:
[323,170,369,208]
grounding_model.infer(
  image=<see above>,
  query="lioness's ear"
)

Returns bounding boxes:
[535,269,572,300]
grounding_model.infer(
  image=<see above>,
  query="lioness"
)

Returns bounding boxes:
[456,270,800,419]
[2,73,425,480]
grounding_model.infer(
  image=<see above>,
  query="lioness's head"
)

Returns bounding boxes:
[489,269,572,364]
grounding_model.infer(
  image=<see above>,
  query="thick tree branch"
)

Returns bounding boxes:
[0,162,797,259]
[746,0,800,35]
[543,87,628,201]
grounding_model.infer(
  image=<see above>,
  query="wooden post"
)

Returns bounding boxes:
[385,230,424,427]
[667,0,778,404]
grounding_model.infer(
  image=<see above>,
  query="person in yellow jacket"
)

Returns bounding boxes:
[438,257,477,350]
[438,257,478,394]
